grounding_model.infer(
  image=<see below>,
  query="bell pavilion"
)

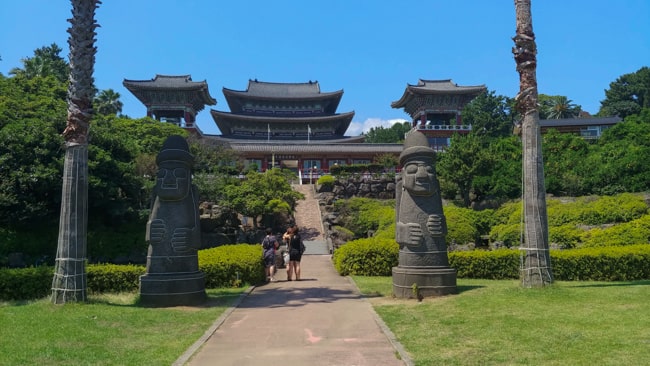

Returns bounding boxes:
[391,79,486,151]
[123,74,217,135]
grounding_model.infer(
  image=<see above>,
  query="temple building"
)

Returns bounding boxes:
[123,74,217,135]
[391,79,486,151]
[123,76,402,178]
[207,79,402,175]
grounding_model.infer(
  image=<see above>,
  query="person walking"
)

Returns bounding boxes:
[286,225,305,281]
[261,227,278,282]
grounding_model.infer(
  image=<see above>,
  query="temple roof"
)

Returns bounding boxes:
[122,74,217,112]
[391,79,486,109]
[210,110,355,137]
[223,80,343,113]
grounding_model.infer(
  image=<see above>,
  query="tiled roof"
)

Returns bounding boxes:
[391,79,486,108]
[122,74,217,109]
[223,80,343,100]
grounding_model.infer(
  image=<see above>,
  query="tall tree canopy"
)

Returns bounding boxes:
[461,90,514,137]
[9,43,69,83]
[598,66,650,118]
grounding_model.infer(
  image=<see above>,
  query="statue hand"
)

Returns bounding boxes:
[171,228,193,253]
[148,219,166,244]
[426,214,447,237]
[397,222,423,247]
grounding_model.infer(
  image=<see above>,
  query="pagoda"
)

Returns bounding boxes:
[210,79,355,141]
[391,79,486,150]
[123,74,217,134]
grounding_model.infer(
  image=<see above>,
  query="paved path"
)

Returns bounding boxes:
[179,255,411,366]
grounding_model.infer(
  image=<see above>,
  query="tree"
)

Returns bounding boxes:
[223,169,303,229]
[461,90,514,137]
[52,0,100,304]
[538,94,581,119]
[437,133,492,207]
[364,121,411,143]
[94,89,123,116]
[598,66,650,118]
[513,0,553,287]
[542,130,590,196]
[9,43,69,83]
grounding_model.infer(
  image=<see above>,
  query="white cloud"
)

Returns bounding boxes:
[345,117,409,136]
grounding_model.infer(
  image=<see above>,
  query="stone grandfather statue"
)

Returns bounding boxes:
[392,131,456,298]
[139,135,206,306]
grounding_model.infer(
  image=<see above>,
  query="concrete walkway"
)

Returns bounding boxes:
[179,254,412,366]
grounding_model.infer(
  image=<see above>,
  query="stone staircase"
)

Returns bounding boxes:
[292,184,330,255]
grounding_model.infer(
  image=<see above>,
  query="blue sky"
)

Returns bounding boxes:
[1,1,648,136]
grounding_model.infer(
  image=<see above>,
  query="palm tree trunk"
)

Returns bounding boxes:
[51,0,100,304]
[513,0,553,287]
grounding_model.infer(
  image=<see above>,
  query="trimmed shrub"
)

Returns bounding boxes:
[580,214,650,248]
[87,264,145,293]
[449,249,520,279]
[489,223,522,247]
[0,266,52,301]
[333,237,398,276]
[549,224,584,249]
[552,245,650,281]
[444,205,479,245]
[199,244,265,288]
[317,174,335,188]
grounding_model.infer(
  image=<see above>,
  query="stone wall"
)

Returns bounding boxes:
[316,174,396,250]
[315,174,396,202]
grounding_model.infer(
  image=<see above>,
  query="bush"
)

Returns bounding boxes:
[332,237,398,276]
[199,244,265,288]
[1,244,266,301]
[449,249,520,279]
[317,174,335,188]
[87,264,145,293]
[489,223,522,248]
[444,205,479,245]
[549,224,584,249]
[0,265,52,300]
[552,244,650,280]
[580,214,650,248]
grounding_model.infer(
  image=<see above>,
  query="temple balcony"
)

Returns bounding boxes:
[416,124,472,132]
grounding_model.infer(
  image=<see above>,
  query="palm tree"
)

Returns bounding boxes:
[95,89,123,115]
[512,0,553,287]
[541,95,581,119]
[51,0,100,304]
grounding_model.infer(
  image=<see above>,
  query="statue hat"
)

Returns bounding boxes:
[399,130,435,165]
[156,135,194,166]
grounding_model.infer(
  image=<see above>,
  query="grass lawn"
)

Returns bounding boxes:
[352,277,650,366]
[0,288,245,366]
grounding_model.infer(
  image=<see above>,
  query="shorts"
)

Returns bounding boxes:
[289,249,302,262]
[264,255,275,267]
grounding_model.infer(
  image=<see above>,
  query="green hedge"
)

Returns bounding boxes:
[1,244,266,301]
[332,237,398,276]
[331,239,650,282]
[199,244,265,288]
[449,249,520,279]
[551,245,650,281]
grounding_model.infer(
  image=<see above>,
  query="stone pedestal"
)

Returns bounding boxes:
[140,272,206,307]
[392,267,457,298]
